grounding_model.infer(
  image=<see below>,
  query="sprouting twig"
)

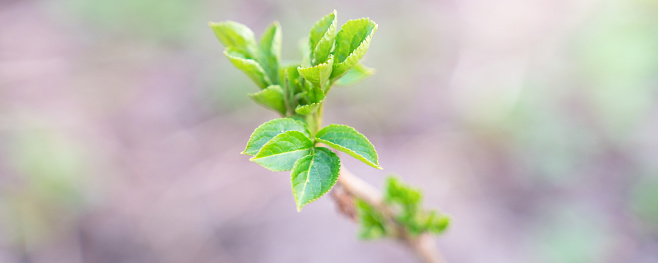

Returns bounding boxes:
[335,168,447,263]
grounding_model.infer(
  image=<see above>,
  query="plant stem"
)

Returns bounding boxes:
[314,102,324,133]
[336,168,448,263]
[313,83,443,262]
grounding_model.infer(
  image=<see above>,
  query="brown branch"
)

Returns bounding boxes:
[335,167,448,263]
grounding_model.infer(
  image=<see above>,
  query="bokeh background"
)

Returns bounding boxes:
[1,0,658,262]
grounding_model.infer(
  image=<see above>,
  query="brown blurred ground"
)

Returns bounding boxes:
[1,0,657,262]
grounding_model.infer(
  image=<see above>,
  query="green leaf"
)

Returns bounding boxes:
[259,21,281,84]
[279,64,303,93]
[209,21,258,55]
[356,199,389,239]
[251,131,313,171]
[295,103,320,115]
[294,86,325,115]
[224,48,272,89]
[248,85,286,115]
[426,212,450,234]
[307,85,325,102]
[309,10,337,65]
[384,176,421,210]
[331,18,377,79]
[291,147,341,210]
[335,63,375,86]
[382,176,449,236]
[315,124,381,169]
[298,55,334,88]
[243,118,310,156]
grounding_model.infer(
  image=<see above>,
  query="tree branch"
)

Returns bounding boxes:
[335,167,448,263]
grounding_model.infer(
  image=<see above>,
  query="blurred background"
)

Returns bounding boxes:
[1,0,658,262]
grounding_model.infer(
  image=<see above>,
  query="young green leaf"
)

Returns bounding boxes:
[298,55,334,88]
[243,118,310,156]
[308,10,337,65]
[382,176,450,236]
[251,131,314,171]
[307,85,325,102]
[331,18,377,79]
[315,124,381,169]
[279,64,303,93]
[209,21,258,55]
[335,63,374,86]
[259,21,281,84]
[426,211,450,234]
[385,176,422,210]
[224,48,272,89]
[291,147,341,211]
[248,85,286,115]
[356,199,389,240]
[294,86,325,115]
[295,103,320,115]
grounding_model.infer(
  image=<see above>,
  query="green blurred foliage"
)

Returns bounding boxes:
[1,130,92,245]
[496,0,658,187]
[10,131,89,206]
[356,199,388,240]
[630,174,658,232]
[574,0,658,138]
[503,91,598,185]
[61,0,203,41]
[385,177,449,236]
[531,206,608,263]
[357,176,449,240]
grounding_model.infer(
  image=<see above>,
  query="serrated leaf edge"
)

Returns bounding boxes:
[292,154,315,210]
[334,18,377,62]
[241,118,311,156]
[224,49,272,88]
[311,10,338,65]
[258,21,282,83]
[292,147,341,211]
[297,55,334,85]
[309,10,337,53]
[333,33,374,77]
[250,148,312,172]
[259,21,281,54]
[250,131,314,172]
[331,18,378,79]
[295,102,321,115]
[247,85,286,115]
[208,21,257,49]
[316,124,382,169]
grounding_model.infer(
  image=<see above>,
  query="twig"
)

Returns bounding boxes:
[336,168,448,263]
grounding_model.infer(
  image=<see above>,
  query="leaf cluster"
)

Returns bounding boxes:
[209,10,376,119]
[210,10,381,210]
[210,11,381,210]
[242,119,380,210]
[357,177,450,240]
[210,11,451,238]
